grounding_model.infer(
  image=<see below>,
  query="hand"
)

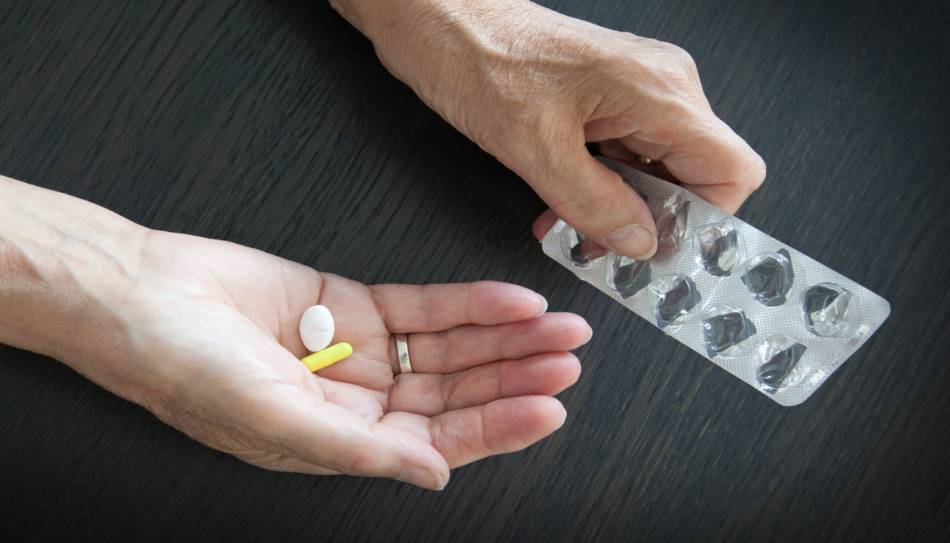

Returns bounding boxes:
[333,0,766,259]
[22,223,589,490]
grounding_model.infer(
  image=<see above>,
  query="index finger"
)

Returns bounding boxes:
[658,114,766,213]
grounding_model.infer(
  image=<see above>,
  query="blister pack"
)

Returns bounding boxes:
[541,158,890,405]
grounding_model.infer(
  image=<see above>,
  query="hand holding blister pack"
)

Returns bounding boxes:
[541,158,890,405]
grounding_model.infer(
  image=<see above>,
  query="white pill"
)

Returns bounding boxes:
[299,305,335,352]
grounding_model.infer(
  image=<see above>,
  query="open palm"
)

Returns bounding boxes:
[99,230,589,490]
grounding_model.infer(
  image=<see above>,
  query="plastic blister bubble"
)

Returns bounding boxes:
[559,224,606,268]
[701,305,757,358]
[652,275,702,329]
[606,255,651,299]
[696,221,742,276]
[802,282,852,337]
[648,193,690,251]
[741,248,795,306]
[540,157,890,405]
[755,336,808,392]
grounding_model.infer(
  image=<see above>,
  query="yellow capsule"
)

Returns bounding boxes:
[301,342,353,372]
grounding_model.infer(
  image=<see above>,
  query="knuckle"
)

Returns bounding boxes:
[722,146,767,191]
[440,374,460,411]
[746,153,768,189]
[642,41,700,85]
[593,39,636,69]
[604,44,701,102]
[666,94,703,116]
[551,191,623,236]
[434,329,452,364]
[618,31,644,44]
[429,418,448,453]
[656,62,696,92]
[665,43,698,72]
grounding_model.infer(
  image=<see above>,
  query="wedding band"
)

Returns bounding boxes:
[395,333,412,374]
[635,154,654,164]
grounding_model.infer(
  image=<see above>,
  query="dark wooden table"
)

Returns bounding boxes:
[2,0,948,541]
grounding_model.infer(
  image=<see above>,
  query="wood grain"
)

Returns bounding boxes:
[1,0,948,541]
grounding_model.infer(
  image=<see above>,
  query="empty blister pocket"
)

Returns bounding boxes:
[540,157,890,406]
[742,249,795,306]
[606,255,652,299]
[702,306,757,358]
[696,222,741,276]
[648,193,690,251]
[653,275,701,329]
[755,336,808,392]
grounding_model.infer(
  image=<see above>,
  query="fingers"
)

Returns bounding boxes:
[429,396,568,468]
[595,139,678,183]
[261,387,571,488]
[560,114,765,225]
[262,390,450,490]
[565,121,763,221]
[531,208,559,240]
[402,312,591,374]
[582,38,765,215]
[587,119,765,215]
[529,140,678,241]
[514,132,658,259]
[369,281,547,333]
[654,115,766,213]
[388,352,581,416]
[591,116,764,214]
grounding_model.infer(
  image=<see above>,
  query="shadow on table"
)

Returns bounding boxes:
[265,0,547,275]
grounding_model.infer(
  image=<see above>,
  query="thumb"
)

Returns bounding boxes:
[513,129,658,260]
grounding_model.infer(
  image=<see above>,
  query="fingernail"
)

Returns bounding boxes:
[584,324,594,343]
[398,468,446,491]
[536,295,549,316]
[604,224,657,259]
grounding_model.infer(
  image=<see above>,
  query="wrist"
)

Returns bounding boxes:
[333,0,545,129]
[0,176,148,367]
[331,0,531,73]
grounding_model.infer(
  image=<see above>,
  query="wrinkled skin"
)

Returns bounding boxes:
[3,0,769,492]
[333,0,767,259]
[86,230,591,490]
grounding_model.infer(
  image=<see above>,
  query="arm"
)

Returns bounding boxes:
[0,177,146,384]
[330,0,766,259]
[1,175,589,489]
